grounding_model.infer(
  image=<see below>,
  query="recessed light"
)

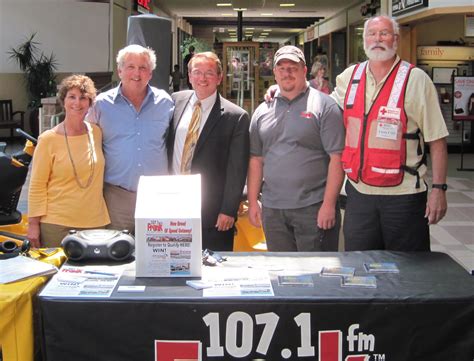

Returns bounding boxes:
[261,13,273,16]
[216,3,232,6]
[233,8,247,11]
[280,3,295,7]
[221,13,233,16]
[263,29,272,32]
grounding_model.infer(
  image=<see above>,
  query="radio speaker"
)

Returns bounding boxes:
[61,229,135,262]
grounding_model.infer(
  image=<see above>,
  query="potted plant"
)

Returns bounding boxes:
[9,33,57,137]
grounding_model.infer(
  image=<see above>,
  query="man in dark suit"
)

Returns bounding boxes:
[168,51,250,251]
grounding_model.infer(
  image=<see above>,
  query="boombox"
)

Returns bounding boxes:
[61,229,135,262]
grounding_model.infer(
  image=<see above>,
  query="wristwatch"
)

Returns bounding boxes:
[432,183,448,191]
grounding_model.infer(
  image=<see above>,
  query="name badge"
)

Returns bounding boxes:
[376,120,399,140]
[377,106,401,120]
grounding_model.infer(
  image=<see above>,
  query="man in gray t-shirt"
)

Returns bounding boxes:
[247,45,345,251]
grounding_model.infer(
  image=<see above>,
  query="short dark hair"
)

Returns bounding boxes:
[188,52,223,75]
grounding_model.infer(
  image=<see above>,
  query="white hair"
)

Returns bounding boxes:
[116,44,156,70]
[363,15,400,39]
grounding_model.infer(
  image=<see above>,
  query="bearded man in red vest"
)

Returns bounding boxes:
[332,15,448,251]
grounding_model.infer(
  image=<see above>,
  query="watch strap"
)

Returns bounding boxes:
[432,183,448,191]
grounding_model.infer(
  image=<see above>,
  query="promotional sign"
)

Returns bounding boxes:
[392,0,428,17]
[135,175,202,277]
[453,76,474,121]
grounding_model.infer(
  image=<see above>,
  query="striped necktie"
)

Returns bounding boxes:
[180,100,202,174]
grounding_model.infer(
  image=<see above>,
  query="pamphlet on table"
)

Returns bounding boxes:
[0,255,58,284]
[39,264,123,298]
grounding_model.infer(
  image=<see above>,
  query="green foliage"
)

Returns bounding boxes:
[9,33,57,109]
[180,36,212,59]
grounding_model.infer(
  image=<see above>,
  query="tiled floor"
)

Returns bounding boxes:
[3,138,474,274]
[428,154,474,274]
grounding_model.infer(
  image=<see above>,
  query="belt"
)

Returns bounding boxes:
[105,182,136,194]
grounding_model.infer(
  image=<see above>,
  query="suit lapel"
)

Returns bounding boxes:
[194,94,223,156]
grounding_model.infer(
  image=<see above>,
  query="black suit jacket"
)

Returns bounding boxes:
[168,90,250,229]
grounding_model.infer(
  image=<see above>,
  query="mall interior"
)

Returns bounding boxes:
[1,0,472,269]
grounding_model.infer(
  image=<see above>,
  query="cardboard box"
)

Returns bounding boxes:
[135,175,202,277]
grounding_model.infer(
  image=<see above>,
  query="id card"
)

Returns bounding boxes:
[376,121,399,140]
[376,107,401,141]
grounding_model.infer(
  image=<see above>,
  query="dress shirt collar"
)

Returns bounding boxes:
[114,83,153,103]
[191,91,218,113]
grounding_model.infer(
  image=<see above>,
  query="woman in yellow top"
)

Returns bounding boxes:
[27,75,110,248]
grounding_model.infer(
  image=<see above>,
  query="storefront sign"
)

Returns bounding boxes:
[392,0,428,17]
[135,0,152,14]
[417,46,474,61]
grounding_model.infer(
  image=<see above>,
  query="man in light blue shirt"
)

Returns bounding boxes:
[88,44,174,233]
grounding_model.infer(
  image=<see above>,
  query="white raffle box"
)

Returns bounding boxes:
[135,175,202,277]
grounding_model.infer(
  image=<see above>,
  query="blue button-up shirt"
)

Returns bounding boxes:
[87,84,174,192]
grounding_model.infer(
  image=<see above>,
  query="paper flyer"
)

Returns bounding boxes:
[39,265,123,298]
[135,175,202,277]
[142,219,195,276]
[202,269,274,297]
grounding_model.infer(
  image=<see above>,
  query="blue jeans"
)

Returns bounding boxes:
[262,203,340,252]
[343,181,430,251]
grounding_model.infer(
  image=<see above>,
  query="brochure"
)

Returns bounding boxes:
[277,274,314,287]
[0,255,58,284]
[39,265,123,298]
[320,266,355,277]
[364,262,399,273]
[341,275,377,288]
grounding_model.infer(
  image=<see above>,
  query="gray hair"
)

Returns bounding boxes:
[363,15,400,39]
[116,44,157,70]
[310,61,327,78]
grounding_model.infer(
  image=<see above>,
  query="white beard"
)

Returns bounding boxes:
[364,42,397,61]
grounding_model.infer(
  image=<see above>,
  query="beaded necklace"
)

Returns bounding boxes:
[63,122,95,189]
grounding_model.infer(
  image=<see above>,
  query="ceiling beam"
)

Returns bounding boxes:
[184,17,323,28]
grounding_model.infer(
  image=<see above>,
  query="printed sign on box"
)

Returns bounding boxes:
[135,175,202,277]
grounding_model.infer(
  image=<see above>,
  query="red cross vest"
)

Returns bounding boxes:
[342,60,424,188]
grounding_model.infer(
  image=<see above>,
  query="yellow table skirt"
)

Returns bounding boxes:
[0,249,66,361]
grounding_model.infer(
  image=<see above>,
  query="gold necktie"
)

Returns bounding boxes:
[180,100,202,174]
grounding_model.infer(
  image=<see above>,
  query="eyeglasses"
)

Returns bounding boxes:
[275,66,301,74]
[366,30,394,39]
[190,70,218,78]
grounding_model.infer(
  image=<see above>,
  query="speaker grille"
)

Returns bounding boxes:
[109,240,132,261]
[64,240,84,261]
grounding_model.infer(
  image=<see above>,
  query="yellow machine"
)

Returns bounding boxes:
[233,201,267,252]
[0,131,35,253]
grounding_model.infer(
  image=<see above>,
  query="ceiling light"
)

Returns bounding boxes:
[263,29,272,32]
[221,13,233,16]
[233,8,247,11]
[245,27,255,30]
[261,13,273,16]
[216,3,232,6]
[280,3,295,6]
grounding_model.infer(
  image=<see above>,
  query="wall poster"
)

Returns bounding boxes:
[453,77,474,120]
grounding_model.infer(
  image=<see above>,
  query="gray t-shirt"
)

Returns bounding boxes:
[250,86,344,209]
